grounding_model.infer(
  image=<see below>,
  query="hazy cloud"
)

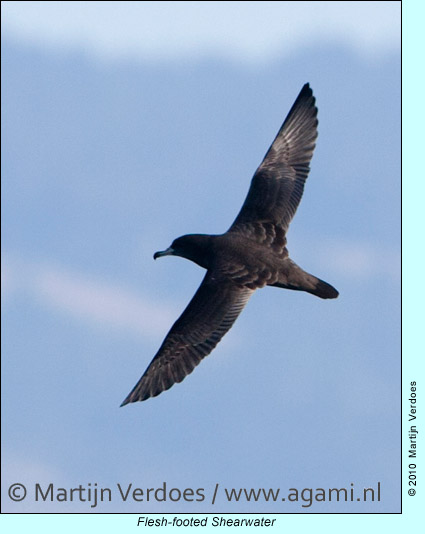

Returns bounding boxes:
[314,239,401,281]
[2,256,178,338]
[2,1,400,63]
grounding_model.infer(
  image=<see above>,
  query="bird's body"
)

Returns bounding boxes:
[121,83,338,406]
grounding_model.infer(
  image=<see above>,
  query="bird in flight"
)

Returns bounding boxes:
[121,83,338,406]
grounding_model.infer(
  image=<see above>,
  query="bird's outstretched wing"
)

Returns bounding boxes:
[229,83,318,241]
[121,273,253,405]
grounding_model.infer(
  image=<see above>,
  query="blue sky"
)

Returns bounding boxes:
[2,1,400,513]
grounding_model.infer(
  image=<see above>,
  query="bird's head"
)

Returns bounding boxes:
[154,234,212,269]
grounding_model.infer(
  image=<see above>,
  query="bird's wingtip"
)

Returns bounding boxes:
[120,396,131,407]
[300,82,313,96]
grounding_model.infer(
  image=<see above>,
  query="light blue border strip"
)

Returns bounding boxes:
[0,510,415,533]
[402,0,423,526]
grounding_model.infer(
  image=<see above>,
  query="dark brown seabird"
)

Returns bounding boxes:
[121,83,339,406]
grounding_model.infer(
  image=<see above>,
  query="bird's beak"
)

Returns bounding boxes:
[154,247,174,260]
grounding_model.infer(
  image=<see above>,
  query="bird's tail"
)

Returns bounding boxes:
[271,263,339,299]
[306,277,339,299]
